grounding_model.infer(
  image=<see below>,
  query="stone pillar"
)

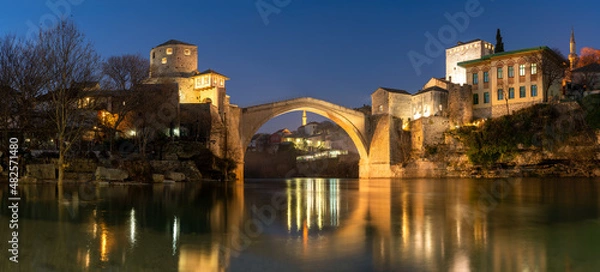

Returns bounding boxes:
[366,114,405,178]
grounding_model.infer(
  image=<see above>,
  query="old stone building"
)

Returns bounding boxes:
[458,46,566,119]
[446,39,495,85]
[371,78,472,128]
[145,39,231,114]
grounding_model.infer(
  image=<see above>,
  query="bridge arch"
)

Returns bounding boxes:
[236,97,370,179]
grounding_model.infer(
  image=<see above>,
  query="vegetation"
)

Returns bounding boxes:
[455,103,592,166]
[581,94,600,130]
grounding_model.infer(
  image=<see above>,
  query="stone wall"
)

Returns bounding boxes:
[411,89,448,119]
[448,84,473,125]
[150,43,198,78]
[388,92,412,122]
[410,116,450,151]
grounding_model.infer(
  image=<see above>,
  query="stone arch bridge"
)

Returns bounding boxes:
[226,97,401,180]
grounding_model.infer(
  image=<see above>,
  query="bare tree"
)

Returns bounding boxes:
[38,21,100,185]
[528,48,567,103]
[98,54,150,152]
[101,54,149,90]
[0,36,50,143]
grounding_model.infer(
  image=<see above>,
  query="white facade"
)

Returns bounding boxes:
[446,40,494,85]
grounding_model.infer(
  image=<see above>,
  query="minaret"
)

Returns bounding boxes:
[568,28,578,70]
[302,111,307,126]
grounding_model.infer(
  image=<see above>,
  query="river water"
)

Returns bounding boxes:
[1,178,600,271]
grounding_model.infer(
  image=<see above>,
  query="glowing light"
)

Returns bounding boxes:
[100,228,109,262]
[173,216,180,256]
[287,180,292,232]
[129,208,137,247]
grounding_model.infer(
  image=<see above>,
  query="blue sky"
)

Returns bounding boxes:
[1,0,598,133]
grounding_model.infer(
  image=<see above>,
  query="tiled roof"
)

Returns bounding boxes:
[156,39,195,47]
[457,46,563,67]
[572,63,600,73]
[378,87,410,94]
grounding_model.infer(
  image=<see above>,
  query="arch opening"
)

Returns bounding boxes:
[237,98,370,180]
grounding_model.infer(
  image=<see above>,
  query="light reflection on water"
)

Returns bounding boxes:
[0,178,599,271]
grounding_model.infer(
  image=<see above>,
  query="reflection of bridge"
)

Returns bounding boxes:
[226,97,402,180]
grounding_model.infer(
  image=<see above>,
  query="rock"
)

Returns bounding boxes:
[164,154,178,161]
[95,167,128,181]
[26,164,56,180]
[178,161,203,181]
[165,171,186,182]
[152,174,165,183]
[20,176,38,183]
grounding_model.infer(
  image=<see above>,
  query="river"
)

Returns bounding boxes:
[1,178,599,271]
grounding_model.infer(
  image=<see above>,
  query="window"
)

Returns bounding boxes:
[530,63,537,75]
[531,85,538,97]
[483,71,489,83]
[152,52,155,59]
[508,66,514,78]
[473,73,479,84]
[484,92,490,103]
[509,87,515,99]
[184,49,191,56]
[497,67,503,79]
[473,93,479,105]
[378,105,383,112]
[220,79,224,86]
[519,86,526,98]
[497,89,504,100]
[161,57,167,64]
[519,64,526,76]
[166,48,173,55]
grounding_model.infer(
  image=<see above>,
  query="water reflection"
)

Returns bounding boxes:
[0,178,599,271]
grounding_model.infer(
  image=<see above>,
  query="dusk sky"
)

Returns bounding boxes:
[1,0,598,133]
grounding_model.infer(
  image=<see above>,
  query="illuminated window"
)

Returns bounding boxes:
[184,49,191,56]
[519,86,526,98]
[166,48,173,55]
[519,64,526,76]
[378,105,383,112]
[161,57,167,64]
[220,79,224,86]
[497,67,503,79]
[497,89,504,100]
[508,66,514,78]
[530,63,537,75]
[531,85,538,97]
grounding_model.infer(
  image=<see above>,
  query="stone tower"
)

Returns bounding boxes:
[149,39,198,78]
[445,39,494,85]
[568,28,578,70]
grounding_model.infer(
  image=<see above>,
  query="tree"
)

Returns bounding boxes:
[38,21,100,185]
[577,47,600,68]
[528,48,567,102]
[0,36,51,145]
[101,54,149,90]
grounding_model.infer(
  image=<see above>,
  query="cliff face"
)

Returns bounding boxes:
[399,102,600,178]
